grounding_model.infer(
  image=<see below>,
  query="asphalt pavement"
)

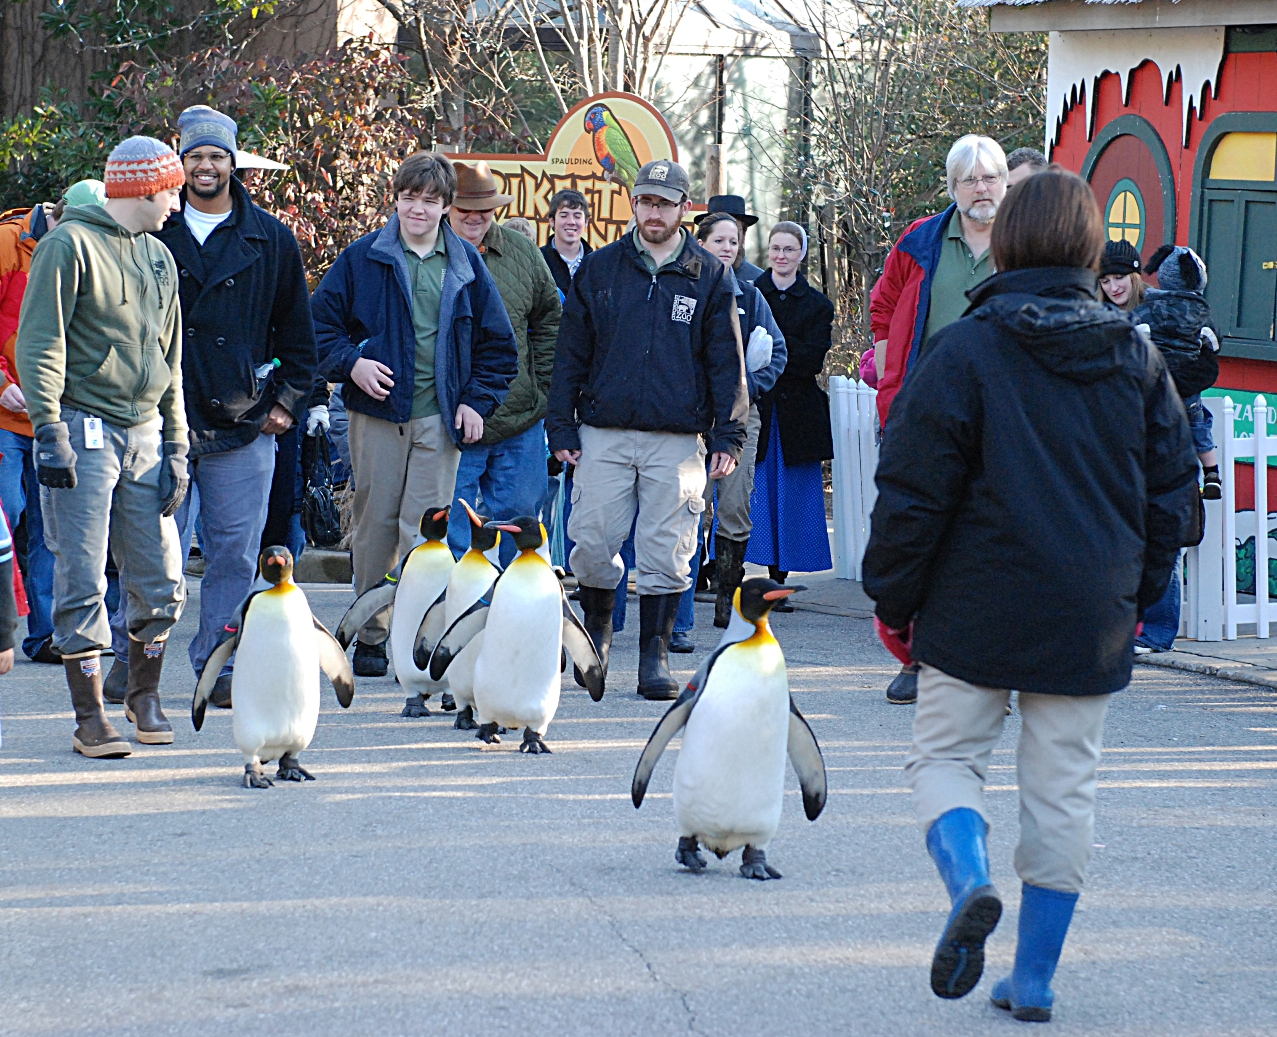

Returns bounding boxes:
[1,579,1275,1036]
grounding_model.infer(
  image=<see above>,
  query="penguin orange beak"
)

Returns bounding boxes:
[461,499,485,527]
[495,524,521,534]
[763,586,805,600]
[432,509,449,521]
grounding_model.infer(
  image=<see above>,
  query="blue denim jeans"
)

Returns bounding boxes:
[674,520,703,634]
[1137,553,1181,652]
[447,421,548,568]
[1185,394,1214,455]
[0,428,55,656]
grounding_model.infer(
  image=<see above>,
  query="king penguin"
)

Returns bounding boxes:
[335,507,455,717]
[429,516,604,753]
[632,577,827,879]
[413,500,500,731]
[192,546,355,788]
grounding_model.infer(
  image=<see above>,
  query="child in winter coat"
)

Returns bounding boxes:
[1132,245,1222,499]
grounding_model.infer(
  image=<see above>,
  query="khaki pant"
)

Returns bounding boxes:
[713,403,760,542]
[348,409,460,639]
[905,663,1111,894]
[568,425,706,595]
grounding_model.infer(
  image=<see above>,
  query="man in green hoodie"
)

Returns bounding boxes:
[15,136,189,759]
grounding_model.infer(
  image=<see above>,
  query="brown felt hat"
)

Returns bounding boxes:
[452,161,514,210]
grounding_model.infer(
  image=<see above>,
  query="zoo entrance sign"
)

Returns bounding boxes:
[445,93,683,249]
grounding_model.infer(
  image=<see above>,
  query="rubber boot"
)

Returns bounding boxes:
[990,883,1079,1022]
[713,536,747,628]
[124,637,174,745]
[575,585,615,689]
[102,655,129,705]
[64,652,131,758]
[637,593,680,700]
[925,807,1003,1000]
[767,566,795,612]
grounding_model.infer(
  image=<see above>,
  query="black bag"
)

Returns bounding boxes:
[301,432,344,548]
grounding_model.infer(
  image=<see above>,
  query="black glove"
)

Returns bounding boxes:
[35,422,77,489]
[158,439,189,518]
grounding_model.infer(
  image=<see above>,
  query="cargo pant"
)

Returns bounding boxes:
[712,403,761,542]
[568,425,706,595]
[905,663,1112,894]
[41,410,185,656]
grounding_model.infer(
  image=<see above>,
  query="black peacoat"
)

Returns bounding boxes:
[755,270,835,464]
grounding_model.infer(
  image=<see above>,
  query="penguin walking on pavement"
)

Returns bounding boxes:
[632,577,827,879]
[335,507,456,717]
[192,546,355,788]
[429,516,604,753]
[413,500,500,731]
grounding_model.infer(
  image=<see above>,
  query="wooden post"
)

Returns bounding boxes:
[706,144,724,199]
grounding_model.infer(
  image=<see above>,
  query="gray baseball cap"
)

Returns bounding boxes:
[632,160,689,203]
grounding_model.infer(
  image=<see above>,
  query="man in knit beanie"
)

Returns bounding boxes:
[14,135,189,759]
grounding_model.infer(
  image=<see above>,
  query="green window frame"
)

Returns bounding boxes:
[1105,178,1145,252]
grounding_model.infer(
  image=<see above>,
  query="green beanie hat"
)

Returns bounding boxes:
[62,179,107,208]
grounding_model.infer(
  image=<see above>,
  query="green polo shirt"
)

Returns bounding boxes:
[921,211,995,348]
[403,232,449,419]
[634,227,686,273]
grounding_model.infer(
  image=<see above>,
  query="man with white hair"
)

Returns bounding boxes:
[868,133,1008,705]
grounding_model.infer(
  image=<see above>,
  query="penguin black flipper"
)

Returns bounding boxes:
[787,697,827,821]
[428,599,491,680]
[335,579,399,649]
[411,588,451,670]
[192,626,241,732]
[631,643,732,808]
[314,618,356,707]
[560,590,605,701]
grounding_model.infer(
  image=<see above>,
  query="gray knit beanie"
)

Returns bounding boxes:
[1145,244,1207,293]
[177,105,237,163]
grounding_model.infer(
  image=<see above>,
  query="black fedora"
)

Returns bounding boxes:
[694,194,758,228]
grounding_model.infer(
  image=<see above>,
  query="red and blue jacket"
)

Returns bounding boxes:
[869,203,956,424]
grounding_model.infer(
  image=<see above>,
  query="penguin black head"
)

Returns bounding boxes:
[259,545,294,586]
[461,499,499,553]
[736,576,805,624]
[418,506,451,541]
[487,515,543,552]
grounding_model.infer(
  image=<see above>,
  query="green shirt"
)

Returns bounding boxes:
[921,211,995,349]
[403,233,449,419]
[633,227,687,273]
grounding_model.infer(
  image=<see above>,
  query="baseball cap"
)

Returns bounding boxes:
[632,160,689,203]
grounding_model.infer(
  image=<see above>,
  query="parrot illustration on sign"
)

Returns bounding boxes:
[584,104,641,193]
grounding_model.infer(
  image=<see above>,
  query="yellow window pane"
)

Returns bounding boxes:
[1210,132,1277,181]
[1108,227,1123,242]
[1123,227,1139,244]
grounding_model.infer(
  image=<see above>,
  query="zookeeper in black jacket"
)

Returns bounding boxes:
[861,170,1198,1020]
[110,105,320,709]
[546,160,748,701]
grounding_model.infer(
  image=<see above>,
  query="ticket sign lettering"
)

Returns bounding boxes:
[446,93,679,249]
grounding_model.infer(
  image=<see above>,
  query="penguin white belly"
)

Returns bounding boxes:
[447,630,484,711]
[673,638,790,854]
[390,542,454,696]
[472,556,562,733]
[232,587,320,764]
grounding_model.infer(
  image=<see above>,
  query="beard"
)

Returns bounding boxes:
[640,218,680,245]
[189,175,229,200]
[962,199,998,225]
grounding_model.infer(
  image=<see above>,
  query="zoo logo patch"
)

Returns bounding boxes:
[79,657,100,677]
[152,259,171,288]
[649,164,669,182]
[671,295,696,324]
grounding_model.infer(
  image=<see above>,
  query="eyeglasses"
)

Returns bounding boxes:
[634,197,680,212]
[768,245,801,256]
[183,150,232,164]
[957,174,1003,189]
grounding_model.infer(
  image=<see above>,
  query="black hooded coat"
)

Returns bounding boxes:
[862,267,1199,696]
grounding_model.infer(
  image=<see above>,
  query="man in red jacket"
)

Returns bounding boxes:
[869,134,1008,704]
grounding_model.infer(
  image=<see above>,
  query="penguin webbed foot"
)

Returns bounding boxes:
[676,836,707,872]
[440,692,456,712]
[454,704,479,730]
[276,753,315,782]
[519,728,552,754]
[476,722,501,744]
[400,694,431,718]
[243,762,274,789]
[740,845,781,881]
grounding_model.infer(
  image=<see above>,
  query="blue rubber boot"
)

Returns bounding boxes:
[926,807,1003,999]
[990,883,1079,1022]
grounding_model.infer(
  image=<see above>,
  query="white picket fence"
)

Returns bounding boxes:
[826,387,1276,643]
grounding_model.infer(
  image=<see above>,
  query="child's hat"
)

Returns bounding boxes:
[1145,244,1207,292]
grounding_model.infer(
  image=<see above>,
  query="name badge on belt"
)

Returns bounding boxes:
[83,417,104,450]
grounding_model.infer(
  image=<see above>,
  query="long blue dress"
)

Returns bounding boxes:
[745,419,832,572]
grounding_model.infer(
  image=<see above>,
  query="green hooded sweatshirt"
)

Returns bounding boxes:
[15,204,186,442]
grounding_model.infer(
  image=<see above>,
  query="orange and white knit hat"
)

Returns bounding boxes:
[104,136,185,199]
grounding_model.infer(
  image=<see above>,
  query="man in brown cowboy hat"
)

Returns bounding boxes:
[443,161,561,570]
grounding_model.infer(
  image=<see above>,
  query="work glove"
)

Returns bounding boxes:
[158,439,189,518]
[305,405,330,437]
[1200,326,1220,353]
[35,422,77,489]
[874,616,914,667]
[745,325,773,374]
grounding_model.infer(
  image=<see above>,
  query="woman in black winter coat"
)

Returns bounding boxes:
[748,222,835,587]
[862,170,1198,1021]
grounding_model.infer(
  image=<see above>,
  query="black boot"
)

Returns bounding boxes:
[102,655,128,705]
[64,652,131,758]
[575,585,615,689]
[768,567,795,612]
[124,637,173,745]
[637,593,681,700]
[714,536,747,628]
[353,639,388,677]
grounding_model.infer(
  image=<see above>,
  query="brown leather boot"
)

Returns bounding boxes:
[714,536,747,628]
[124,637,174,745]
[65,652,131,758]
